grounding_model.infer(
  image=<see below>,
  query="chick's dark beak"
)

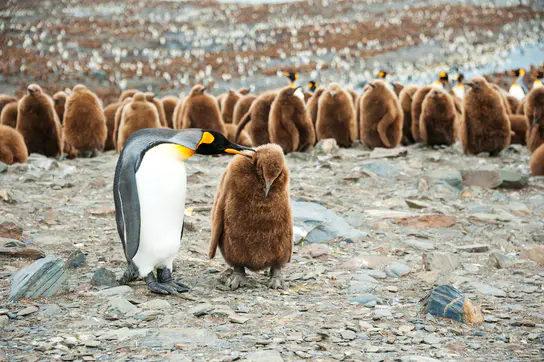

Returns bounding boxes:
[465,82,474,87]
[264,180,272,200]
[369,83,376,88]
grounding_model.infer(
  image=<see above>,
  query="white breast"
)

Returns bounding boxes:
[509,84,525,100]
[453,85,465,99]
[132,144,188,277]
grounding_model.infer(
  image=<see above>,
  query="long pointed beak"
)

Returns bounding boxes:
[264,180,272,200]
[225,148,254,158]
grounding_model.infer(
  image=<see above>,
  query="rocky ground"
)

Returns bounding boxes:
[0,140,543,361]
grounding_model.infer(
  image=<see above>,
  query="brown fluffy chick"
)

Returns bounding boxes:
[269,86,315,154]
[210,144,292,290]
[460,77,511,156]
[221,89,241,124]
[360,80,403,149]
[398,85,418,145]
[530,144,544,176]
[144,92,167,128]
[1,101,18,128]
[161,95,178,128]
[16,84,63,158]
[53,91,68,124]
[235,91,277,146]
[181,85,226,135]
[0,125,28,165]
[225,123,252,147]
[316,83,356,147]
[63,84,107,157]
[232,94,256,125]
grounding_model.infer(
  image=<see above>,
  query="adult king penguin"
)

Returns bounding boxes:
[114,128,253,294]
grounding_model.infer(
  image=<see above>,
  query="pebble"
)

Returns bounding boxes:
[470,282,507,297]
[385,263,411,278]
[65,250,86,268]
[139,299,171,311]
[95,285,134,298]
[17,305,39,317]
[188,303,213,317]
[350,293,378,306]
[107,297,139,315]
[423,334,440,345]
[91,268,119,287]
[373,308,392,320]
[340,330,356,340]
[229,315,250,324]
[0,315,8,327]
[245,350,283,362]
[456,244,490,253]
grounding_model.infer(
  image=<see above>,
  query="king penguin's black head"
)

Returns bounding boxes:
[195,130,254,158]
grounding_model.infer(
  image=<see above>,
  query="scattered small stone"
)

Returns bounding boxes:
[0,315,8,327]
[373,308,392,320]
[400,356,441,361]
[91,268,118,287]
[403,239,435,251]
[470,282,507,297]
[350,293,378,306]
[385,263,411,278]
[489,252,517,269]
[424,169,463,190]
[17,305,39,317]
[94,285,134,298]
[139,299,171,311]
[499,170,528,189]
[229,315,250,324]
[340,330,356,340]
[0,218,23,240]
[422,252,459,272]
[245,350,284,362]
[314,138,339,155]
[405,199,430,209]
[484,315,499,323]
[461,170,502,188]
[386,286,399,292]
[0,238,45,260]
[9,255,69,301]
[107,297,139,315]
[359,321,373,330]
[519,246,544,265]
[423,334,440,345]
[456,244,490,253]
[188,303,213,317]
[84,340,101,348]
[369,147,407,159]
[65,250,86,268]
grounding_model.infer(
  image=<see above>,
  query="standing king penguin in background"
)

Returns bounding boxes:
[114,128,253,294]
[283,71,298,88]
[508,68,528,100]
[452,74,465,99]
[533,71,543,89]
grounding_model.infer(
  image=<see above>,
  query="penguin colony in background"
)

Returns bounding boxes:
[1,66,543,171]
[0,66,543,295]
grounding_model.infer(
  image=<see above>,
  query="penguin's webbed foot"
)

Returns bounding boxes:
[157,267,190,293]
[267,268,286,289]
[145,272,172,295]
[226,267,247,290]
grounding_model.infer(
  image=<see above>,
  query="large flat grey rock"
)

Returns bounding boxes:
[292,201,367,243]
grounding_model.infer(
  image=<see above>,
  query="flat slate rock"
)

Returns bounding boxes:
[9,255,69,301]
[292,201,367,243]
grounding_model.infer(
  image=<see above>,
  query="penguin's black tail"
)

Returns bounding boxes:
[118,262,138,285]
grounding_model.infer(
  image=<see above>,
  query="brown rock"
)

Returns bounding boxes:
[0,218,23,240]
[519,246,544,265]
